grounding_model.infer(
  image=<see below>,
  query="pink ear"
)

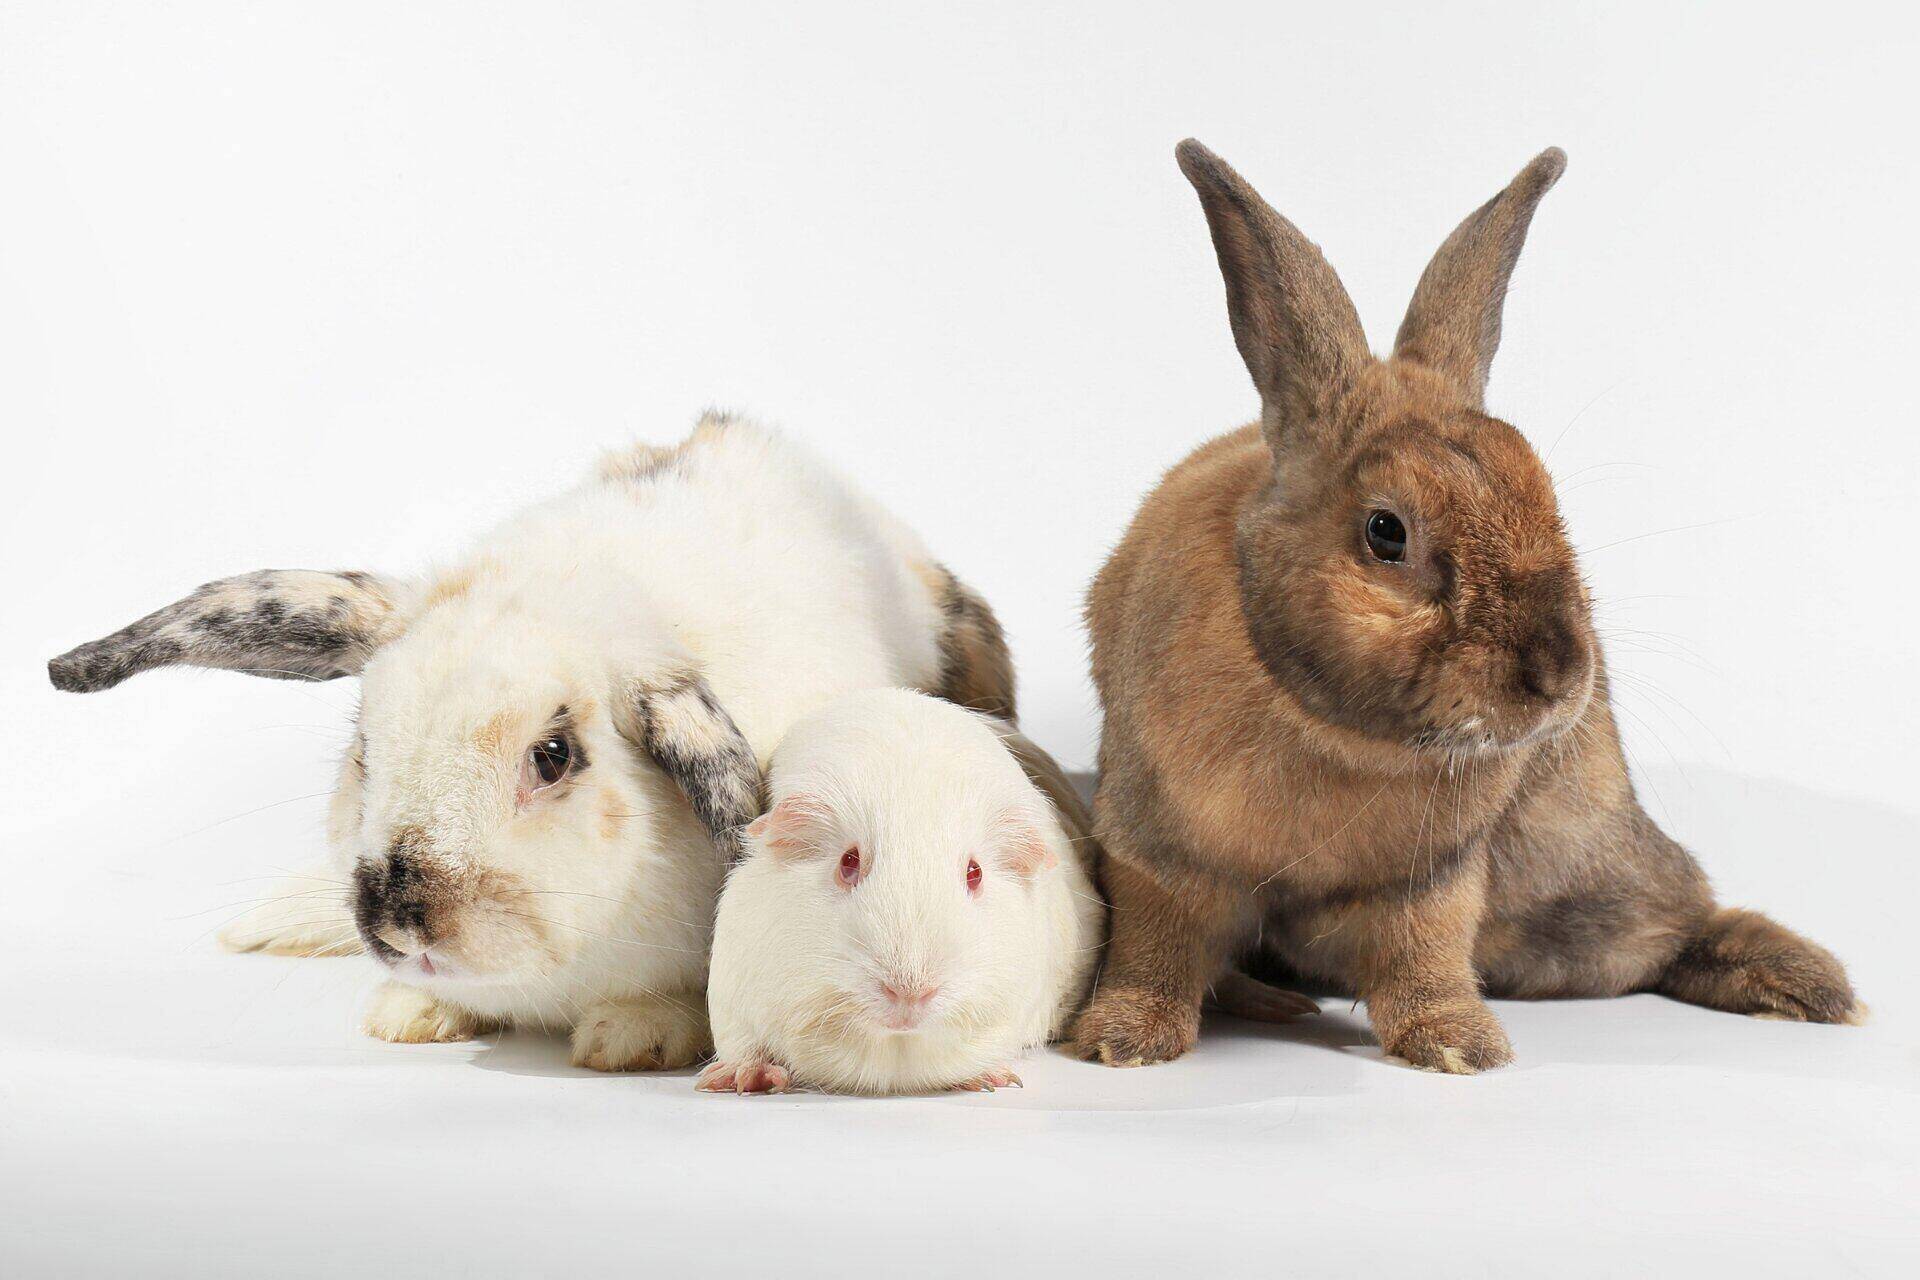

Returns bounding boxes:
[749,794,834,860]
[1002,822,1057,878]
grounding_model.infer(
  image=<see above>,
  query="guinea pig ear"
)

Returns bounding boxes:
[614,667,766,863]
[48,569,412,693]
[1175,139,1371,456]
[999,816,1058,879]
[1392,147,1567,407]
[744,794,836,861]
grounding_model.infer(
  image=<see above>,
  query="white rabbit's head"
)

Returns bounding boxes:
[50,565,762,994]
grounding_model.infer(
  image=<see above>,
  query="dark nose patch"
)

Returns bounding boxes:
[352,828,440,952]
[1499,568,1584,703]
[1515,618,1579,701]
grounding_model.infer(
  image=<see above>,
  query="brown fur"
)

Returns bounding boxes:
[1072,141,1855,1074]
[918,561,1019,723]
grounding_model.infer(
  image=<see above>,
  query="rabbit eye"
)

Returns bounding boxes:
[1365,509,1408,563]
[838,847,864,889]
[966,858,983,895]
[525,734,574,789]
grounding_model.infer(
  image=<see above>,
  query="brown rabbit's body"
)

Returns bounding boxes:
[1073,145,1856,1074]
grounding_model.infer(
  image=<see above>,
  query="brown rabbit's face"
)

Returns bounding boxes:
[1238,364,1595,755]
[1172,140,1583,756]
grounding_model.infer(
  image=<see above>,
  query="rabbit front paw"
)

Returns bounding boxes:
[1069,987,1200,1067]
[362,981,496,1043]
[1382,1003,1514,1075]
[570,994,711,1072]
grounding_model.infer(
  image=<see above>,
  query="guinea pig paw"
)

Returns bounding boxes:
[362,981,494,1044]
[569,995,712,1073]
[1383,1007,1514,1075]
[695,1060,792,1095]
[951,1066,1022,1093]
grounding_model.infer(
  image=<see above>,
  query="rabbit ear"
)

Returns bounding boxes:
[615,667,766,863]
[1393,148,1567,406]
[48,570,411,692]
[1175,139,1371,452]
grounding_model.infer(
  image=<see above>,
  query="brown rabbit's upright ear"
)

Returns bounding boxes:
[48,570,413,692]
[1175,139,1371,453]
[1393,148,1568,406]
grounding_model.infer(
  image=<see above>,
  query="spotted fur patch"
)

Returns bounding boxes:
[618,669,765,862]
[48,569,406,692]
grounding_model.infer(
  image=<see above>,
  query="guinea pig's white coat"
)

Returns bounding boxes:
[50,414,1013,1072]
[701,689,1106,1095]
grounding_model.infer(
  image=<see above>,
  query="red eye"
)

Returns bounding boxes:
[837,847,863,889]
[966,858,982,895]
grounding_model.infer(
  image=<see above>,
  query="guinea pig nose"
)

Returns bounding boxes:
[879,980,941,1012]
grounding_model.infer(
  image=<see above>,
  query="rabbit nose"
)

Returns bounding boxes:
[352,845,440,956]
[1515,619,1582,703]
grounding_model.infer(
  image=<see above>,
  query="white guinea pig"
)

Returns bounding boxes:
[699,688,1106,1095]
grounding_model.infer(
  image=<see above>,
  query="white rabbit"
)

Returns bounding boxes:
[49,412,1015,1071]
[699,689,1108,1095]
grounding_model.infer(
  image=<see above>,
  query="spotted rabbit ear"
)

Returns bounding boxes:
[1175,139,1372,456]
[48,569,412,693]
[614,666,766,863]
[1393,148,1568,406]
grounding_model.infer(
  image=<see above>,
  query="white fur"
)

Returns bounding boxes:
[706,689,1105,1095]
[283,415,958,1065]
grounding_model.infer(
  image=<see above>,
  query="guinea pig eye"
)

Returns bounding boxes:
[965,858,982,895]
[837,848,864,889]
[524,734,574,790]
[1365,509,1408,563]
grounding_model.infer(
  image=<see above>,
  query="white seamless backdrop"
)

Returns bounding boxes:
[2,4,1915,1278]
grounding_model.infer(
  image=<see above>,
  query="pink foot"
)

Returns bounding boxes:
[952,1065,1023,1093]
[695,1059,793,1095]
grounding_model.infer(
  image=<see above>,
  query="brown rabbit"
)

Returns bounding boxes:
[1072,141,1858,1074]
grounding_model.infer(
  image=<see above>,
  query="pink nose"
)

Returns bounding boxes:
[878,980,941,1027]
